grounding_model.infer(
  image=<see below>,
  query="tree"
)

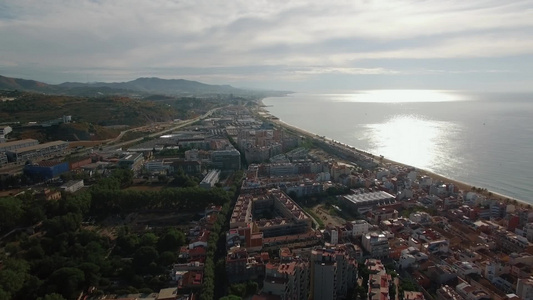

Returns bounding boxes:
[0,288,10,300]
[78,262,101,286]
[0,197,23,231]
[220,296,242,300]
[245,281,258,296]
[140,233,158,247]
[0,270,27,297]
[47,267,85,300]
[157,229,185,252]
[0,258,30,297]
[158,251,177,266]
[133,246,159,274]
[116,233,140,255]
[112,169,134,187]
[41,293,67,300]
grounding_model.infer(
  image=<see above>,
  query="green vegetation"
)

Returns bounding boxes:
[226,281,259,298]
[0,168,234,299]
[0,91,228,142]
[0,92,177,126]
[303,207,325,229]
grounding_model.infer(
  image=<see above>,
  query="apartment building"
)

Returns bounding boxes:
[310,246,358,300]
[495,230,533,254]
[211,149,241,171]
[225,248,268,284]
[362,232,390,258]
[516,277,533,300]
[263,259,310,300]
[348,220,370,237]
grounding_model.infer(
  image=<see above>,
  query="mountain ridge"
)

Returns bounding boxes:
[0,74,289,97]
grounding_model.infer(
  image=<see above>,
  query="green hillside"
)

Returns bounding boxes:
[0,91,178,126]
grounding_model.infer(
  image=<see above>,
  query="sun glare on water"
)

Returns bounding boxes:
[331,90,466,103]
[364,114,459,170]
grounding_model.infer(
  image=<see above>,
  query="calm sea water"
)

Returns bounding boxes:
[263,91,533,203]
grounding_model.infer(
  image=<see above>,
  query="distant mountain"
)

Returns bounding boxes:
[58,77,247,95]
[0,75,50,90]
[0,75,289,97]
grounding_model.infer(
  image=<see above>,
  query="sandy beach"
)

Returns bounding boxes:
[256,100,530,207]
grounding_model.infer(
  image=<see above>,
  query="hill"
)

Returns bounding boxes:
[0,74,289,98]
[0,90,178,126]
[0,89,229,141]
[0,75,50,90]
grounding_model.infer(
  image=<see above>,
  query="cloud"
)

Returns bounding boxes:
[0,0,532,89]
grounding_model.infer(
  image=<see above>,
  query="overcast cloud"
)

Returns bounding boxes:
[1,0,532,91]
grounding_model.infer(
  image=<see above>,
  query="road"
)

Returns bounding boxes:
[102,106,222,151]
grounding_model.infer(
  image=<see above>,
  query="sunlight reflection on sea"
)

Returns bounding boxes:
[363,114,462,171]
[263,90,533,202]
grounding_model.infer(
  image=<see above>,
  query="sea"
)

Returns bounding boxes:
[263,90,533,204]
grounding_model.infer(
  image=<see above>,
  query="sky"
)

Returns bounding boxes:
[1,0,533,92]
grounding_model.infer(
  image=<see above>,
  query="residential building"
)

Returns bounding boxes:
[226,248,268,284]
[455,280,490,300]
[404,291,425,300]
[485,261,510,283]
[426,265,458,286]
[178,271,203,290]
[312,257,336,300]
[436,285,463,300]
[365,259,386,275]
[524,223,533,243]
[158,287,179,300]
[349,220,370,237]
[362,232,390,258]
[452,261,482,279]
[399,247,428,269]
[211,149,241,171]
[368,207,399,225]
[368,272,392,300]
[426,240,450,254]
[229,189,312,241]
[516,277,533,300]
[310,246,358,300]
[495,230,533,254]
[262,258,310,300]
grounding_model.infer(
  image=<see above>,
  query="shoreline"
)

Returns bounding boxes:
[256,98,530,208]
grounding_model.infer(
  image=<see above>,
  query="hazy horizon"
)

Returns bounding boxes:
[1,1,533,92]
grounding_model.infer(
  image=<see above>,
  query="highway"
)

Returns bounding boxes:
[102,106,222,151]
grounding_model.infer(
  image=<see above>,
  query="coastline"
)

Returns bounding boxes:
[256,98,530,208]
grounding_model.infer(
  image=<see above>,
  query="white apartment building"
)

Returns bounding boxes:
[350,220,370,237]
[362,232,390,258]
